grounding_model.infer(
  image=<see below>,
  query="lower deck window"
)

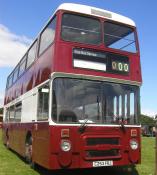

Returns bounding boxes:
[15,103,22,122]
[9,106,15,122]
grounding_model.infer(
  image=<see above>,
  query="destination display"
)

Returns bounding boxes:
[73,48,129,75]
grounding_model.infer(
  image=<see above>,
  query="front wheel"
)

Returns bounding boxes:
[122,165,135,173]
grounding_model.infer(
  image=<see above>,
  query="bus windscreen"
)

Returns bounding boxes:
[52,78,139,125]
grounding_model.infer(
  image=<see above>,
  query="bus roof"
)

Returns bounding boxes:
[57,3,136,27]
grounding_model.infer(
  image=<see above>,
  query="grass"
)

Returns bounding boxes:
[0,129,155,175]
[0,130,38,175]
[136,137,155,175]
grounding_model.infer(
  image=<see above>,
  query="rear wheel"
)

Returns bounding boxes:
[6,130,10,149]
[6,139,9,149]
[25,136,35,168]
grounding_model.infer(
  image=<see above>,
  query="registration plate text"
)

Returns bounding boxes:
[93,160,113,167]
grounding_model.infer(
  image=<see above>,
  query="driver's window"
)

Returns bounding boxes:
[37,84,49,121]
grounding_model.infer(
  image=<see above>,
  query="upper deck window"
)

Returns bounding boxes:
[39,17,56,55]
[61,14,101,45]
[26,41,37,68]
[19,55,27,77]
[104,22,137,53]
[7,73,13,88]
[13,66,19,83]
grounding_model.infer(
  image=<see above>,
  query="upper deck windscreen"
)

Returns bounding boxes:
[61,13,101,45]
[104,22,137,53]
[61,13,137,53]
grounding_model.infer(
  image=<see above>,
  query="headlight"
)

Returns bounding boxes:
[61,140,71,152]
[130,139,138,150]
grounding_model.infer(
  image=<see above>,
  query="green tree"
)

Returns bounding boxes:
[140,114,155,126]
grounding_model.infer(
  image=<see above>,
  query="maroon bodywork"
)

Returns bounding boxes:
[3,10,142,170]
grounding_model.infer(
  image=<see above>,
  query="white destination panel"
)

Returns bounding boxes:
[74,59,106,71]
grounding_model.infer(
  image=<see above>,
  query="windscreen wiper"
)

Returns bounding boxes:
[119,117,126,132]
[78,119,89,133]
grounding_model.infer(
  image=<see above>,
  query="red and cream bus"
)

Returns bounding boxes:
[2,3,142,170]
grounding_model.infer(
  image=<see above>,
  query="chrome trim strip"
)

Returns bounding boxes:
[3,120,141,127]
[49,120,141,127]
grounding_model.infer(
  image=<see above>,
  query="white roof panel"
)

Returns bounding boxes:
[57,3,136,27]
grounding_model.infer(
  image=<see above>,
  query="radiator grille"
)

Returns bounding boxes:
[86,138,119,146]
[86,149,120,158]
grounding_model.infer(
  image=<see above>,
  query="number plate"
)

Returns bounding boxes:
[93,160,113,167]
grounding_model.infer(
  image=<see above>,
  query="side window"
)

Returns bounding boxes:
[5,108,9,122]
[37,84,49,120]
[6,77,9,89]
[19,55,27,76]
[39,17,56,55]
[15,103,22,122]
[8,73,13,88]
[9,106,14,122]
[26,41,37,68]
[13,66,19,83]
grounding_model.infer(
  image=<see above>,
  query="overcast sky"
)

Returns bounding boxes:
[0,0,157,117]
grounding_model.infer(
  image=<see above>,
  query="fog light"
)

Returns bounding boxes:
[61,140,71,152]
[130,139,138,150]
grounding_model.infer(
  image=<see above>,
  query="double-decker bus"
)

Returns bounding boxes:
[2,3,142,170]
